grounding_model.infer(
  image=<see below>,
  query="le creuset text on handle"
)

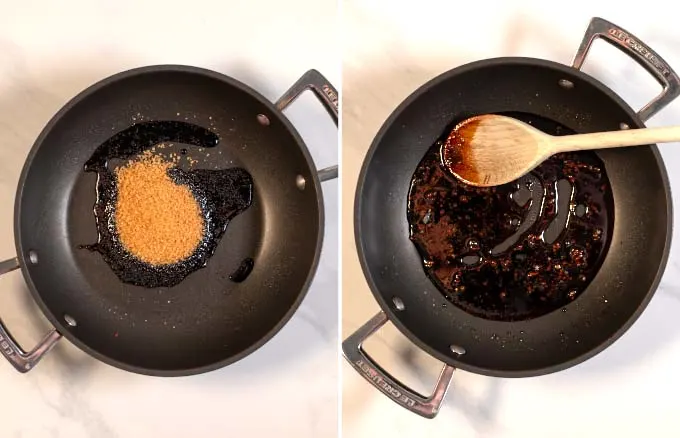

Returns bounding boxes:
[342,311,455,419]
[276,69,338,182]
[572,17,680,121]
[342,16,680,420]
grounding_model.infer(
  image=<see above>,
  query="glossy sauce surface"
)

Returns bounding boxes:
[407,113,614,321]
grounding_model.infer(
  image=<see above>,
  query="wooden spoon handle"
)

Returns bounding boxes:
[551,125,680,153]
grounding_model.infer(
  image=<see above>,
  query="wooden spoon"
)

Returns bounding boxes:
[441,114,680,187]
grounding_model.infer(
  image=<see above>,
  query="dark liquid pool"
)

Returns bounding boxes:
[82,121,254,288]
[229,257,255,283]
[407,112,614,321]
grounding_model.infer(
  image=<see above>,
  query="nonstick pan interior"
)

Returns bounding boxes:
[15,66,324,375]
[355,58,672,376]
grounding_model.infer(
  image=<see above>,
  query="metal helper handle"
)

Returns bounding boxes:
[342,311,455,419]
[275,69,338,181]
[572,17,680,122]
[0,258,61,372]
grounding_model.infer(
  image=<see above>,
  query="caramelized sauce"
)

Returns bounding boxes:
[407,112,614,321]
[441,117,482,184]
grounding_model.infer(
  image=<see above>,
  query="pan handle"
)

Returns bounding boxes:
[572,17,680,122]
[342,311,455,419]
[0,258,61,372]
[275,69,338,182]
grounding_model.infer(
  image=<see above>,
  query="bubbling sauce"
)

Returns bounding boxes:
[407,112,614,321]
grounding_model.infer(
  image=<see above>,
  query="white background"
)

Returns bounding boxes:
[342,1,680,437]
[0,1,338,437]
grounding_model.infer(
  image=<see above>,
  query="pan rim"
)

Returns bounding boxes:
[353,56,673,378]
[13,64,326,376]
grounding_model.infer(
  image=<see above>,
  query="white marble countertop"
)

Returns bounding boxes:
[342,1,680,437]
[0,1,338,437]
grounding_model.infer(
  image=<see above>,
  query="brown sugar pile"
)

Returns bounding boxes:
[114,150,204,265]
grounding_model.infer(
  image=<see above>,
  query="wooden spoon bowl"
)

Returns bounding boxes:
[442,114,680,187]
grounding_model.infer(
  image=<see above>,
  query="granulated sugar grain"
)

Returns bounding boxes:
[115,150,204,265]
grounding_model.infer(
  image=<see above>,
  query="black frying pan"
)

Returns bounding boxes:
[0,66,337,376]
[343,17,677,418]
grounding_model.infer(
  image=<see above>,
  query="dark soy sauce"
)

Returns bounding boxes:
[82,121,254,288]
[407,112,614,321]
[229,257,255,283]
